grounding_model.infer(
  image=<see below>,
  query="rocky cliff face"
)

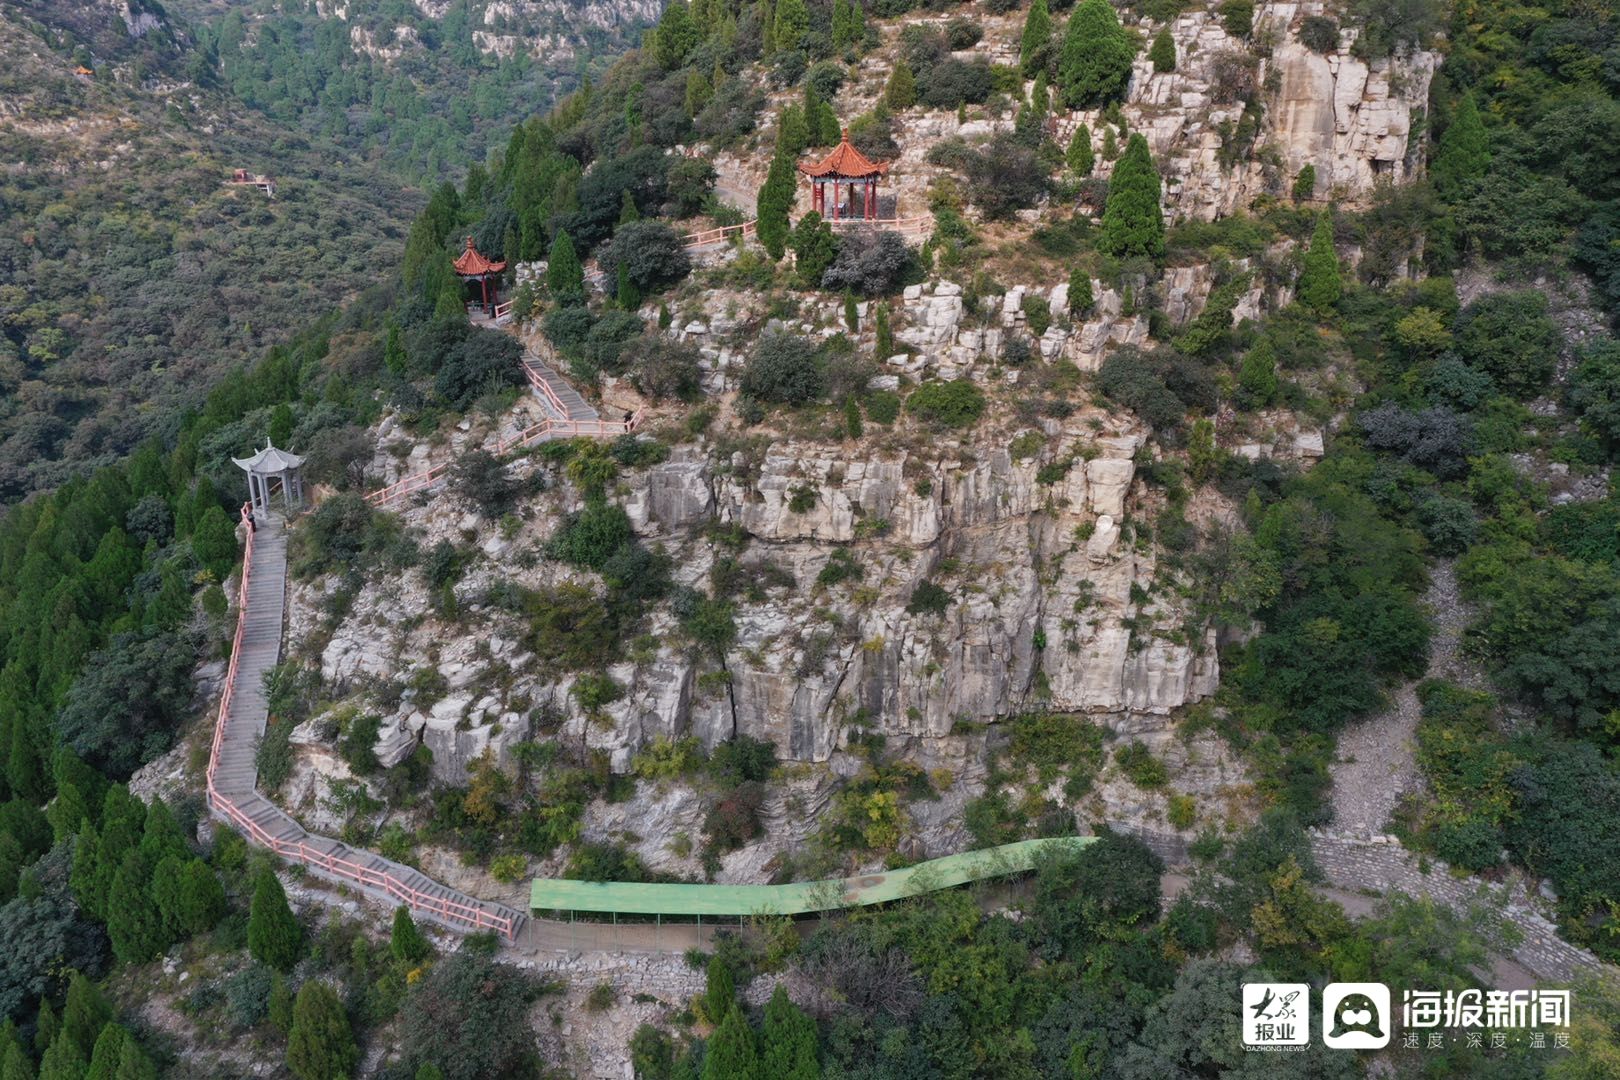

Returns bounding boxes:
[287,394,1225,784]
[324,0,661,64]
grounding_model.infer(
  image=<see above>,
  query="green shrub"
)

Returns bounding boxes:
[1115,742,1168,789]
[907,380,986,427]
[865,390,902,424]
[906,580,951,616]
[1021,293,1052,336]
[547,502,633,570]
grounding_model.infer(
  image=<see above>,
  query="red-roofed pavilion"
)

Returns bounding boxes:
[452,237,507,314]
[798,128,890,221]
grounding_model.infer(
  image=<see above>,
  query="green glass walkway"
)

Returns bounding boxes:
[531,836,1095,917]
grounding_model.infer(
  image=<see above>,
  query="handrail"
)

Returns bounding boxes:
[682,220,756,248]
[204,505,516,938]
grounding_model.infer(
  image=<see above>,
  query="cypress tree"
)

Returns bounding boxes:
[6,724,47,805]
[845,396,863,440]
[247,870,303,973]
[112,1040,156,1080]
[1238,341,1279,407]
[1149,28,1176,72]
[1,1041,32,1080]
[546,231,584,301]
[790,212,837,287]
[774,0,808,52]
[286,982,357,1080]
[618,189,641,226]
[760,0,776,56]
[1291,163,1316,202]
[155,857,224,940]
[702,957,735,1024]
[1060,0,1135,108]
[33,1001,58,1057]
[106,852,164,965]
[1067,125,1094,176]
[1068,267,1095,315]
[804,82,839,148]
[616,264,641,311]
[1102,126,1118,160]
[61,973,112,1060]
[1431,92,1489,199]
[884,60,916,110]
[1297,212,1342,314]
[1020,0,1052,75]
[85,1024,127,1080]
[843,290,858,332]
[761,985,819,1079]
[37,1035,84,1080]
[1098,133,1165,259]
[756,145,798,261]
[684,69,713,117]
[137,798,186,866]
[382,323,407,377]
[267,975,294,1034]
[874,302,894,359]
[390,906,430,965]
[701,1006,759,1080]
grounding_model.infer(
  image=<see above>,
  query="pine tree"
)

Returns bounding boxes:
[653,1,700,70]
[415,1067,445,1080]
[1067,125,1094,176]
[286,982,357,1080]
[790,212,837,287]
[390,906,430,965]
[1068,267,1095,315]
[61,973,112,1060]
[884,60,916,110]
[831,0,857,48]
[1020,0,1052,76]
[756,144,798,261]
[701,1005,759,1080]
[843,290,859,333]
[1296,212,1342,314]
[1102,126,1118,160]
[107,852,165,965]
[761,985,819,1079]
[1098,134,1165,259]
[546,231,584,301]
[247,870,303,973]
[37,1035,84,1080]
[85,1024,127,1080]
[760,0,776,55]
[1431,92,1489,199]
[1060,0,1135,108]
[1031,72,1050,120]
[6,723,47,805]
[774,0,808,52]
[1149,28,1176,72]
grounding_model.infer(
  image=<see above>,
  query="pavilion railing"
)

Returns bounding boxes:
[205,505,516,938]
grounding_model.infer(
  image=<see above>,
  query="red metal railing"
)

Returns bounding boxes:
[205,505,515,939]
[493,299,513,320]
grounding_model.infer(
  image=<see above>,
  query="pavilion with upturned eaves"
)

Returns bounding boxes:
[799,128,891,221]
[452,237,506,315]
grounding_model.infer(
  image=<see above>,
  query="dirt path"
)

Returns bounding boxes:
[1328,561,1479,835]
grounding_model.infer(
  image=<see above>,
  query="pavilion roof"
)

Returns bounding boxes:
[233,443,304,474]
[798,129,890,179]
[451,236,506,277]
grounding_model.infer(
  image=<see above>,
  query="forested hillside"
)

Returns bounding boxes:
[1,0,1618,1075]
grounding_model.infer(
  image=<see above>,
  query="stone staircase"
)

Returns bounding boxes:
[522,352,599,421]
